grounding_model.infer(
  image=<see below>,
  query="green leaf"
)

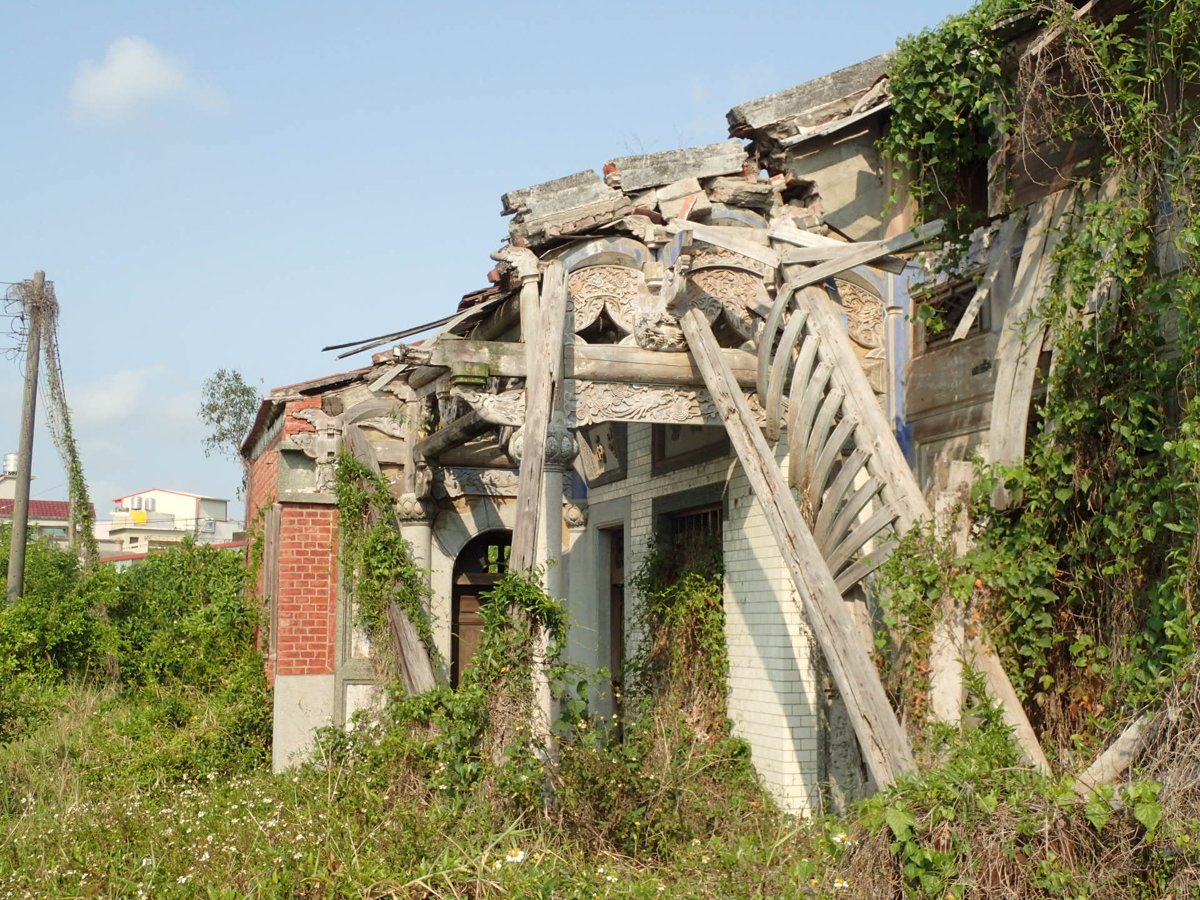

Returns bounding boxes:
[884,806,915,841]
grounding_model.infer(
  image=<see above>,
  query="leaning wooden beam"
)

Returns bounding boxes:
[508,261,568,753]
[758,221,944,400]
[769,220,907,274]
[680,306,916,790]
[1073,711,1172,796]
[967,637,1052,774]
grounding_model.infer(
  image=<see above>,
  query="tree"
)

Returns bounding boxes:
[198,369,260,464]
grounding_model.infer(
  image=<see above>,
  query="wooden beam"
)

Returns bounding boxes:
[769,220,907,274]
[777,220,943,276]
[429,339,759,388]
[679,306,916,790]
[413,410,489,461]
[509,261,568,571]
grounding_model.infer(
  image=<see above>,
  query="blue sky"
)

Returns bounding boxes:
[0,0,968,518]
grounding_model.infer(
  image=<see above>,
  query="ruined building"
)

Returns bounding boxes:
[242,14,1137,812]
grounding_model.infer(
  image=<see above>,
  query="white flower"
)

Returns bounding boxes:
[833,877,850,890]
[176,875,190,885]
[505,848,526,864]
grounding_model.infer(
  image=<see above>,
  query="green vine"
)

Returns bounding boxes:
[880,0,1026,243]
[332,452,436,666]
[627,534,728,742]
[928,0,1200,757]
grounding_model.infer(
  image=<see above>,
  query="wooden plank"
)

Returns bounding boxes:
[783,326,821,442]
[777,220,943,280]
[680,307,916,790]
[769,220,907,274]
[666,219,781,269]
[835,540,898,594]
[789,361,834,471]
[509,261,568,571]
[825,504,897,575]
[813,451,871,544]
[800,386,845,490]
[765,308,809,440]
[796,289,928,531]
[990,190,1074,478]
[758,282,800,400]
[967,636,1052,774]
[818,474,882,554]
[808,414,859,508]
[951,212,1024,341]
[780,241,910,273]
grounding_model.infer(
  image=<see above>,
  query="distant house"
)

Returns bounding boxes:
[101,488,242,555]
[0,455,92,547]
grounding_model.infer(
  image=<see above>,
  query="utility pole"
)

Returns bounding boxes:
[6,270,45,603]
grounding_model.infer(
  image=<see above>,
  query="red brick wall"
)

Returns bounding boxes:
[274,502,339,677]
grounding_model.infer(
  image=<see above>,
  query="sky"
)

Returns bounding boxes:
[0,0,969,521]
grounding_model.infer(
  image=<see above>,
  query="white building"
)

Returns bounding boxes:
[104,488,242,554]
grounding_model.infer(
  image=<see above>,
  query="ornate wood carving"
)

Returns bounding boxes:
[687,268,765,341]
[567,265,646,335]
[833,279,887,394]
[356,416,406,439]
[572,381,772,427]
[432,467,521,499]
[452,387,525,426]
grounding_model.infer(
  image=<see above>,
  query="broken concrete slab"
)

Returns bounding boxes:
[706,176,777,210]
[605,140,747,192]
[727,53,894,138]
[501,170,618,218]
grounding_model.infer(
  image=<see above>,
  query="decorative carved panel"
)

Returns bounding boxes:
[432,467,520,499]
[834,279,887,394]
[453,387,525,426]
[567,265,646,335]
[572,381,772,427]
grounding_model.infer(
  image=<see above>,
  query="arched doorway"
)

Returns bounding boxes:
[451,530,512,686]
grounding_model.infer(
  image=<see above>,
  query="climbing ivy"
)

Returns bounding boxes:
[332,452,435,663]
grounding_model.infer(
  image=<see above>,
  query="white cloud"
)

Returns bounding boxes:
[71,368,161,427]
[69,36,223,125]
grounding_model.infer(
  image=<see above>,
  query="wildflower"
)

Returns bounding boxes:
[491,859,504,871]
[690,837,701,846]
[198,851,210,863]
[831,832,848,845]
[700,855,711,864]
[505,848,526,864]
[605,874,618,883]
[657,884,666,893]
[176,875,190,885]
[833,878,850,890]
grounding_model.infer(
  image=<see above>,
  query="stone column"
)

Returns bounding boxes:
[539,416,578,601]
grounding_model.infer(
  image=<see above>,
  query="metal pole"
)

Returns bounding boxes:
[6,270,45,602]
